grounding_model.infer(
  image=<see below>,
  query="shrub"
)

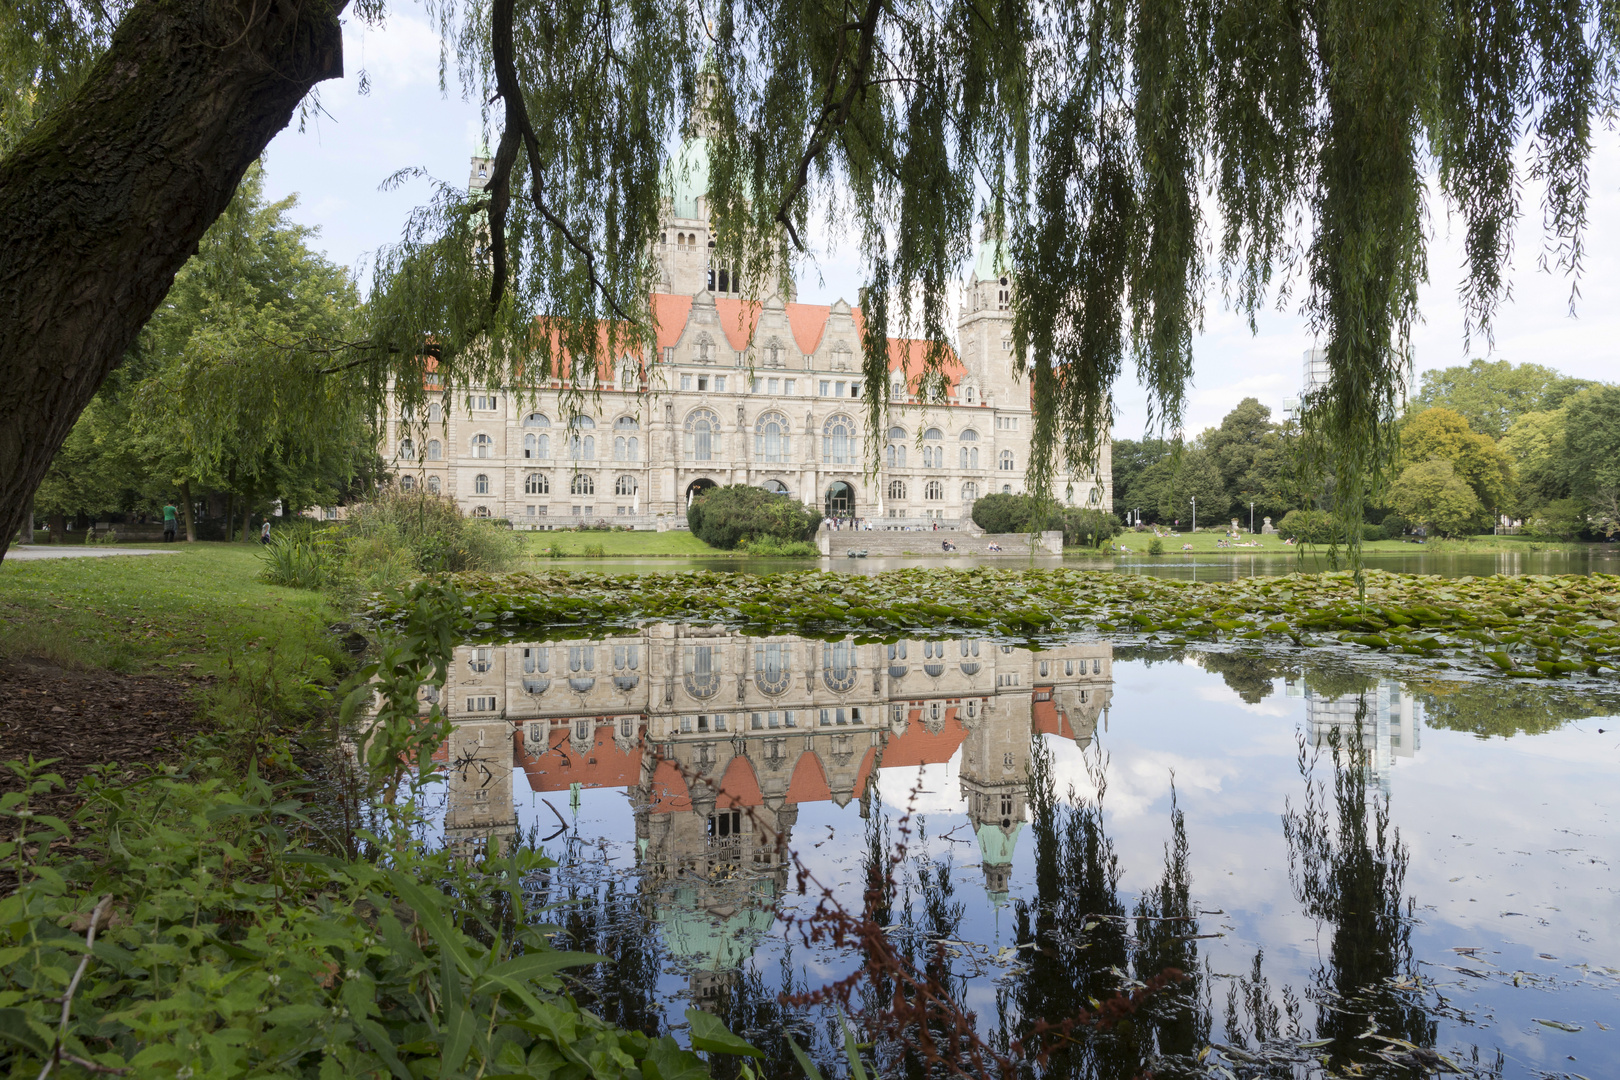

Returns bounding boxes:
[687,485,818,550]
[740,535,819,557]
[1061,508,1124,548]
[1147,536,1164,555]
[1381,512,1408,538]
[1360,523,1389,542]
[1527,497,1588,541]
[1388,457,1487,537]
[1276,509,1340,544]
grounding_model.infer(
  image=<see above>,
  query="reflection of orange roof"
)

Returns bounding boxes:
[853,746,878,800]
[880,711,969,769]
[716,754,763,808]
[515,725,641,792]
[647,759,692,813]
[786,752,831,803]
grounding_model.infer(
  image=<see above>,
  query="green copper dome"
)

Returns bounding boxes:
[665,137,712,220]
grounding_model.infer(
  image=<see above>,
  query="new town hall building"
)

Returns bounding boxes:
[380,147,1112,526]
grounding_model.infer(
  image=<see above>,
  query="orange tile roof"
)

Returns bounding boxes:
[515,724,642,792]
[715,754,764,808]
[881,710,969,769]
[785,751,832,804]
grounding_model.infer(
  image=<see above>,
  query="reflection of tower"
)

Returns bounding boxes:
[443,719,519,861]
[1297,678,1422,795]
[958,698,1028,903]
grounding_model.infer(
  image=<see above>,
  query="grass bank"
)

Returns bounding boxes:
[1106,531,1595,555]
[525,528,734,557]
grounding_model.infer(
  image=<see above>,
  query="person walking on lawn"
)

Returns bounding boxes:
[162,502,178,542]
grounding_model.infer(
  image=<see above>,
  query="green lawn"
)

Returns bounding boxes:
[1097,530,1588,555]
[521,529,736,557]
[0,541,343,679]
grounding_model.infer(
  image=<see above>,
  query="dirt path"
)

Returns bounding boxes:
[0,658,205,816]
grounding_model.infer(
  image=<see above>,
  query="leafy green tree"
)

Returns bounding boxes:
[5,0,1618,560]
[1498,408,1570,516]
[1411,359,1596,438]
[1158,445,1228,528]
[1204,398,1292,526]
[686,485,817,549]
[1561,386,1620,537]
[1387,458,1485,537]
[1398,408,1512,517]
[1110,439,1172,521]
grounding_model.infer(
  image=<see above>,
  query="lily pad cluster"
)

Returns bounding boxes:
[364,568,1620,679]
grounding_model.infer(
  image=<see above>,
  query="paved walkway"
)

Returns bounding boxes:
[6,545,184,561]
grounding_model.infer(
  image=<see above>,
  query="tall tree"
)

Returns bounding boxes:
[1398,407,1513,516]
[1204,398,1291,525]
[1411,359,1597,438]
[1561,386,1620,537]
[3,0,1616,563]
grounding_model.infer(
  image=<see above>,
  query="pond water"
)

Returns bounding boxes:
[537,546,1620,582]
[423,623,1620,1079]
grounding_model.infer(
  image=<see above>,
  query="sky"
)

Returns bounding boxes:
[263,9,1620,440]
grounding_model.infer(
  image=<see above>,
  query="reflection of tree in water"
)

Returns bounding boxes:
[1281,707,1439,1075]
[1410,678,1617,738]
[997,736,1209,1078]
[1196,651,1277,704]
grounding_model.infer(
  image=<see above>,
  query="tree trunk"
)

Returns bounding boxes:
[19,495,32,545]
[241,491,254,542]
[0,0,345,563]
[180,479,197,542]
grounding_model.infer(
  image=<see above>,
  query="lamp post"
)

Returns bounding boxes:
[1191,496,1196,533]
[1250,501,1255,534]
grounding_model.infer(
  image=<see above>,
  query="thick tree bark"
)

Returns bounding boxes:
[0,0,345,562]
[19,496,32,545]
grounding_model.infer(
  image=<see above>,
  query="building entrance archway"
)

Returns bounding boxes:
[686,478,717,506]
[761,479,791,496]
[825,481,855,518]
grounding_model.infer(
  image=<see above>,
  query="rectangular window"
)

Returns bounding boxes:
[752,377,762,393]
[784,379,796,395]
[768,378,779,394]
[835,381,846,397]
[466,696,496,712]
[527,506,536,516]
[697,375,709,392]
[851,707,862,723]
[784,710,796,728]
[752,712,764,730]
[572,506,582,516]
[851,382,862,397]
[584,505,594,516]
[664,347,675,364]
[617,506,626,515]
[819,708,831,726]
[697,715,710,732]
[680,717,693,733]
[681,374,693,390]
[768,711,780,729]
[537,506,547,516]
[819,380,831,396]
[714,715,727,732]
[716,376,727,391]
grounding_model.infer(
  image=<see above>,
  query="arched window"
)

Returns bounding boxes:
[886,426,907,468]
[823,414,854,464]
[822,641,857,692]
[399,437,414,460]
[570,474,595,496]
[999,450,1015,471]
[961,444,980,469]
[925,480,943,500]
[755,411,790,463]
[427,402,443,423]
[524,432,550,458]
[569,416,596,428]
[961,481,978,501]
[960,428,978,441]
[472,506,491,518]
[474,474,490,494]
[963,385,976,405]
[685,408,720,461]
[754,643,790,695]
[427,475,442,493]
[525,473,548,495]
[924,427,943,440]
[615,416,638,431]
[523,412,550,428]
[888,479,906,500]
[399,475,416,491]
[426,440,442,461]
[569,433,595,460]
[471,434,493,459]
[615,474,638,496]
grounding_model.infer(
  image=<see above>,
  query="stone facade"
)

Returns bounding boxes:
[377,151,1112,527]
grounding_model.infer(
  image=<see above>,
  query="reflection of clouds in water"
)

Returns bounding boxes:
[1197,682,1296,717]
[872,756,961,817]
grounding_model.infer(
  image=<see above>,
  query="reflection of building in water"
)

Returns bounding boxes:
[1287,677,1420,795]
[435,629,1113,988]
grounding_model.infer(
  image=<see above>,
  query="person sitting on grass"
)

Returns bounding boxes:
[1183,543,1193,551]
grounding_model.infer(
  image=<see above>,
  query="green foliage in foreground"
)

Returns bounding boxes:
[0,762,736,1079]
[686,486,818,550]
[258,492,523,598]
[367,567,1620,681]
